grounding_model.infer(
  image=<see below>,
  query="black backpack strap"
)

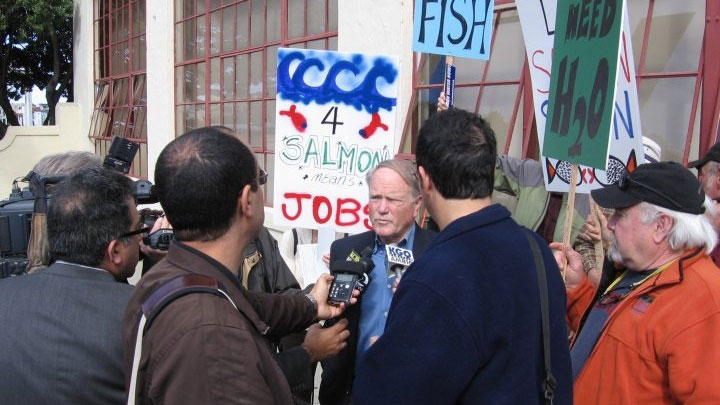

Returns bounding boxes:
[524,230,556,405]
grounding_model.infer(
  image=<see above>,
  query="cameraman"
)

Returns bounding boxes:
[0,167,141,404]
[24,151,102,273]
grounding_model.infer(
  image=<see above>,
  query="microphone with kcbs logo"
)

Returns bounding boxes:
[385,245,414,281]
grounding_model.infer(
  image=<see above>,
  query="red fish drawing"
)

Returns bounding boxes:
[359,113,388,138]
[280,105,308,132]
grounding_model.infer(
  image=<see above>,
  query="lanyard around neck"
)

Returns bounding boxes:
[602,260,675,296]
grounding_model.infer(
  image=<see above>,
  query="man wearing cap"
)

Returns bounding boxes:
[552,162,720,403]
[573,136,662,286]
[688,143,720,266]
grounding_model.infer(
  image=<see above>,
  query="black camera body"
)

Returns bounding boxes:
[1,187,42,277]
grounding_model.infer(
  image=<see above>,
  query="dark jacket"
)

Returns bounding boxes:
[243,227,315,401]
[319,223,436,405]
[0,261,132,404]
[244,227,305,295]
[352,205,572,404]
[123,241,316,404]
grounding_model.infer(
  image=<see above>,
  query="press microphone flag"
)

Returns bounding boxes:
[385,245,414,279]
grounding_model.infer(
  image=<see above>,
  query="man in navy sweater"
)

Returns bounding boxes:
[353,108,572,404]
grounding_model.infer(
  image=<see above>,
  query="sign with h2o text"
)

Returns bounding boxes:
[273,48,399,234]
[518,0,645,193]
[543,0,624,170]
[413,0,495,59]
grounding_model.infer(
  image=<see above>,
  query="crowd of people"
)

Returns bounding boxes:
[1,104,720,404]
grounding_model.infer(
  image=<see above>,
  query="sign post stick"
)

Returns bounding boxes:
[590,199,605,271]
[561,164,579,280]
[444,56,456,109]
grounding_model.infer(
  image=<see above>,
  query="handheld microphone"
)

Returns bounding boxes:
[385,245,414,280]
[328,246,375,305]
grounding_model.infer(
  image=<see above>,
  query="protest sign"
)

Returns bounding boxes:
[518,0,643,193]
[413,0,495,59]
[542,0,624,170]
[273,48,399,234]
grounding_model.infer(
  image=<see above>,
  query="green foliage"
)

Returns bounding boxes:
[0,0,73,130]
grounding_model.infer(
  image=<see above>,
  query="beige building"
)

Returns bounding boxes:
[1,0,717,232]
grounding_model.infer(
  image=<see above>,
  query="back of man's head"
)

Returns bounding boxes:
[155,127,258,242]
[416,108,497,199]
[47,167,134,266]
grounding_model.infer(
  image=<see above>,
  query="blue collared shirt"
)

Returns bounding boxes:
[355,225,416,366]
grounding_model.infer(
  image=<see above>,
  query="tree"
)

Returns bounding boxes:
[0,0,73,139]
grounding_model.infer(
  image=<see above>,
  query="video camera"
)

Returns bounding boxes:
[0,137,168,278]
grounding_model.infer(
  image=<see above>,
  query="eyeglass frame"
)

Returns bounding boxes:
[616,171,683,210]
[117,226,151,241]
[255,169,268,186]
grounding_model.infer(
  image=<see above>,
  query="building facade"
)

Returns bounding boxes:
[72,0,719,231]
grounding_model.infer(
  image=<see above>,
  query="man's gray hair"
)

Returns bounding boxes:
[32,151,102,177]
[638,200,717,253]
[366,159,421,198]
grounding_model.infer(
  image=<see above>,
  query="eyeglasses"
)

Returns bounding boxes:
[616,171,683,210]
[255,169,268,186]
[117,226,151,240]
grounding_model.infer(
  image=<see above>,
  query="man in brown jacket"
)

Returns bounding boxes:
[123,127,353,404]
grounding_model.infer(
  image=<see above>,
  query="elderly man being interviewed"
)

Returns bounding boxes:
[552,161,720,404]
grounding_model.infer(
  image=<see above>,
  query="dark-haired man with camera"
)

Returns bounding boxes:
[123,127,354,404]
[353,109,572,404]
[0,167,141,404]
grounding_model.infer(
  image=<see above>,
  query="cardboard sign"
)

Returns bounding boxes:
[542,0,624,170]
[518,0,643,192]
[273,48,399,233]
[413,0,495,59]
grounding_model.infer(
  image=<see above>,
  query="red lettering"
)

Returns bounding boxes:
[312,196,333,224]
[619,32,630,83]
[335,198,361,226]
[532,49,552,94]
[363,204,372,230]
[281,193,311,220]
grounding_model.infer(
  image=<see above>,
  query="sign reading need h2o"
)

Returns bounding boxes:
[413,0,495,59]
[543,0,624,170]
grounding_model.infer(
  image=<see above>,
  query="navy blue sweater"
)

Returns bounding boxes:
[353,204,572,404]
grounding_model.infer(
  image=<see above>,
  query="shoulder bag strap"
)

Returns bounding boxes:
[127,274,238,405]
[523,230,556,405]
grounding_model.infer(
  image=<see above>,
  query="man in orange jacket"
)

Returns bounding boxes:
[552,162,720,404]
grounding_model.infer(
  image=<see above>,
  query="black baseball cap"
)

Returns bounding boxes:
[688,143,720,169]
[591,162,705,215]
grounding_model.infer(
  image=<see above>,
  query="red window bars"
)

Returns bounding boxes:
[399,0,719,166]
[174,0,338,205]
[90,0,148,178]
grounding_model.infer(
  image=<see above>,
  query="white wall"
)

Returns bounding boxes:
[0,104,94,197]
[337,0,414,155]
[145,0,176,182]
[73,0,95,141]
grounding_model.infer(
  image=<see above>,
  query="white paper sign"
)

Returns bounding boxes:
[517,1,645,193]
[273,48,399,233]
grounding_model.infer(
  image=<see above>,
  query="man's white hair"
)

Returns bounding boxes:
[638,199,717,254]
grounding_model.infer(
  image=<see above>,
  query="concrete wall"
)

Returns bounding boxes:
[145,0,176,183]
[338,0,414,155]
[0,103,94,197]
[73,0,95,143]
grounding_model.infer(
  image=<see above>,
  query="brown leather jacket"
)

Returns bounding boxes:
[123,241,315,404]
